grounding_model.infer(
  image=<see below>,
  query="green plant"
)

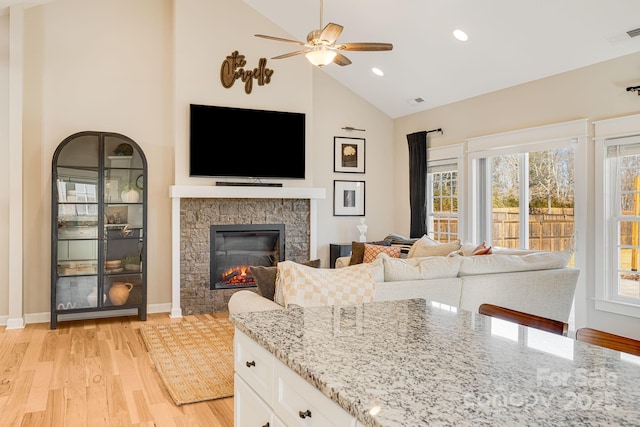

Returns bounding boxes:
[121,181,138,192]
[113,143,133,156]
[122,255,140,265]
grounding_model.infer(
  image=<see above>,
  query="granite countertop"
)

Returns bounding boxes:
[230,299,640,426]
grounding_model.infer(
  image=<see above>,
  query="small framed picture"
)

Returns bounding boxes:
[334,137,365,173]
[334,180,365,216]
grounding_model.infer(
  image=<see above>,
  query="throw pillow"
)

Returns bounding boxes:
[276,261,375,308]
[251,259,320,301]
[363,243,401,263]
[379,253,462,281]
[407,235,461,258]
[250,265,278,300]
[471,241,493,255]
[384,233,421,258]
[349,239,392,265]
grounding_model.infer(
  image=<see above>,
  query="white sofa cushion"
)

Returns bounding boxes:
[374,278,463,308]
[458,250,573,276]
[380,253,462,281]
[459,268,579,322]
[275,260,375,308]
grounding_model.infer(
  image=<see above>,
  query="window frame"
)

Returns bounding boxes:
[595,114,640,318]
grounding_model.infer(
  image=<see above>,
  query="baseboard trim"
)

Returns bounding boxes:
[6,317,26,330]
[1,303,174,327]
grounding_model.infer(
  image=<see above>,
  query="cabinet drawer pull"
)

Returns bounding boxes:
[245,360,256,368]
[298,409,312,419]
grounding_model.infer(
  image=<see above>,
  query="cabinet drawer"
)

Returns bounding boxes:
[234,330,274,405]
[235,374,282,427]
[272,358,356,427]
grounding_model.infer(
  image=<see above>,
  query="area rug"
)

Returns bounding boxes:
[139,318,235,405]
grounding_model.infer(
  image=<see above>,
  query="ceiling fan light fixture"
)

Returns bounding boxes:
[305,47,337,66]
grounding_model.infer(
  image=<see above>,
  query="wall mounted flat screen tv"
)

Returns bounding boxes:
[189,104,305,179]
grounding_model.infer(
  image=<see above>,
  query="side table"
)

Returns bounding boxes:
[329,243,352,268]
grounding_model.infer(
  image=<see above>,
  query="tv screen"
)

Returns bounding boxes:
[189,104,305,179]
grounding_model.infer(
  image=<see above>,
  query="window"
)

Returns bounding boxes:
[609,143,640,302]
[491,154,522,248]
[428,164,458,242]
[596,132,640,316]
[427,144,463,243]
[487,148,575,253]
[466,120,584,262]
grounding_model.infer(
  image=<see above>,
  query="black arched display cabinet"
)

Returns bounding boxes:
[51,131,147,329]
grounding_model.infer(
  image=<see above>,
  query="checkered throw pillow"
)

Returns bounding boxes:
[276,261,375,308]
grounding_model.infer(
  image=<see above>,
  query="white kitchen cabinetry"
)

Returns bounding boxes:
[234,329,357,427]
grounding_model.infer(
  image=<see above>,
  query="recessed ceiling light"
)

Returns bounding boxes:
[453,29,468,42]
[371,67,384,76]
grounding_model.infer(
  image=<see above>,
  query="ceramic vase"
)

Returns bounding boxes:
[87,288,106,306]
[108,282,133,306]
[121,189,140,203]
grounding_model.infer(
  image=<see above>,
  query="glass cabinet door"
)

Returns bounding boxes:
[55,167,100,310]
[51,132,147,328]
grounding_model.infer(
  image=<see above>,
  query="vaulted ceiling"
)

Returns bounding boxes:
[243,0,640,118]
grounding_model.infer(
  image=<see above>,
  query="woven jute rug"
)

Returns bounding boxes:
[139,318,235,405]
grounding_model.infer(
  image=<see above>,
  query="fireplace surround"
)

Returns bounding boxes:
[169,185,325,316]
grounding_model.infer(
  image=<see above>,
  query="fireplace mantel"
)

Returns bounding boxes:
[169,185,326,317]
[169,185,325,200]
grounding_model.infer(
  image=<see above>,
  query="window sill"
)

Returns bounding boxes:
[594,299,640,319]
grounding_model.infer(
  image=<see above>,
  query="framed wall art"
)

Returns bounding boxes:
[333,180,365,216]
[334,137,365,173]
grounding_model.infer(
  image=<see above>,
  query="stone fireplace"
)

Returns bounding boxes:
[169,186,325,316]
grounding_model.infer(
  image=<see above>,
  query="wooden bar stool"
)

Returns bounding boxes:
[575,328,640,356]
[479,303,569,336]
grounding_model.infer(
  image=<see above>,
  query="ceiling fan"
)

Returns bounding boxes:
[255,0,393,67]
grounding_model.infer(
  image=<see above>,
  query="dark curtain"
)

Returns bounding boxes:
[406,131,428,238]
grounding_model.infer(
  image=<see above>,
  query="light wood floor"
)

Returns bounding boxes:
[0,312,234,427]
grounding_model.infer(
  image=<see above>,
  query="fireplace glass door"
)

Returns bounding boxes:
[210,224,284,289]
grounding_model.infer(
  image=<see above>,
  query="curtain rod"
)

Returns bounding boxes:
[426,128,443,135]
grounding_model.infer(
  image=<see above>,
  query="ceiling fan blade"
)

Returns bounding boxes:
[319,23,343,44]
[336,42,393,51]
[255,34,306,46]
[272,50,311,60]
[333,52,352,66]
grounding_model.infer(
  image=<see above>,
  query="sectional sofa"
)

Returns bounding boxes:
[228,243,579,323]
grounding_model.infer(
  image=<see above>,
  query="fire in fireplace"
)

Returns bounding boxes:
[210,223,284,289]
[221,265,253,285]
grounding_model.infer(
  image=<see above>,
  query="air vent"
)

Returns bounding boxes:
[407,97,425,105]
[627,27,640,38]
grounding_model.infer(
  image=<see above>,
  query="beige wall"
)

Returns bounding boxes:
[1,0,394,322]
[19,0,174,316]
[312,68,395,263]
[0,14,9,317]
[394,51,640,339]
